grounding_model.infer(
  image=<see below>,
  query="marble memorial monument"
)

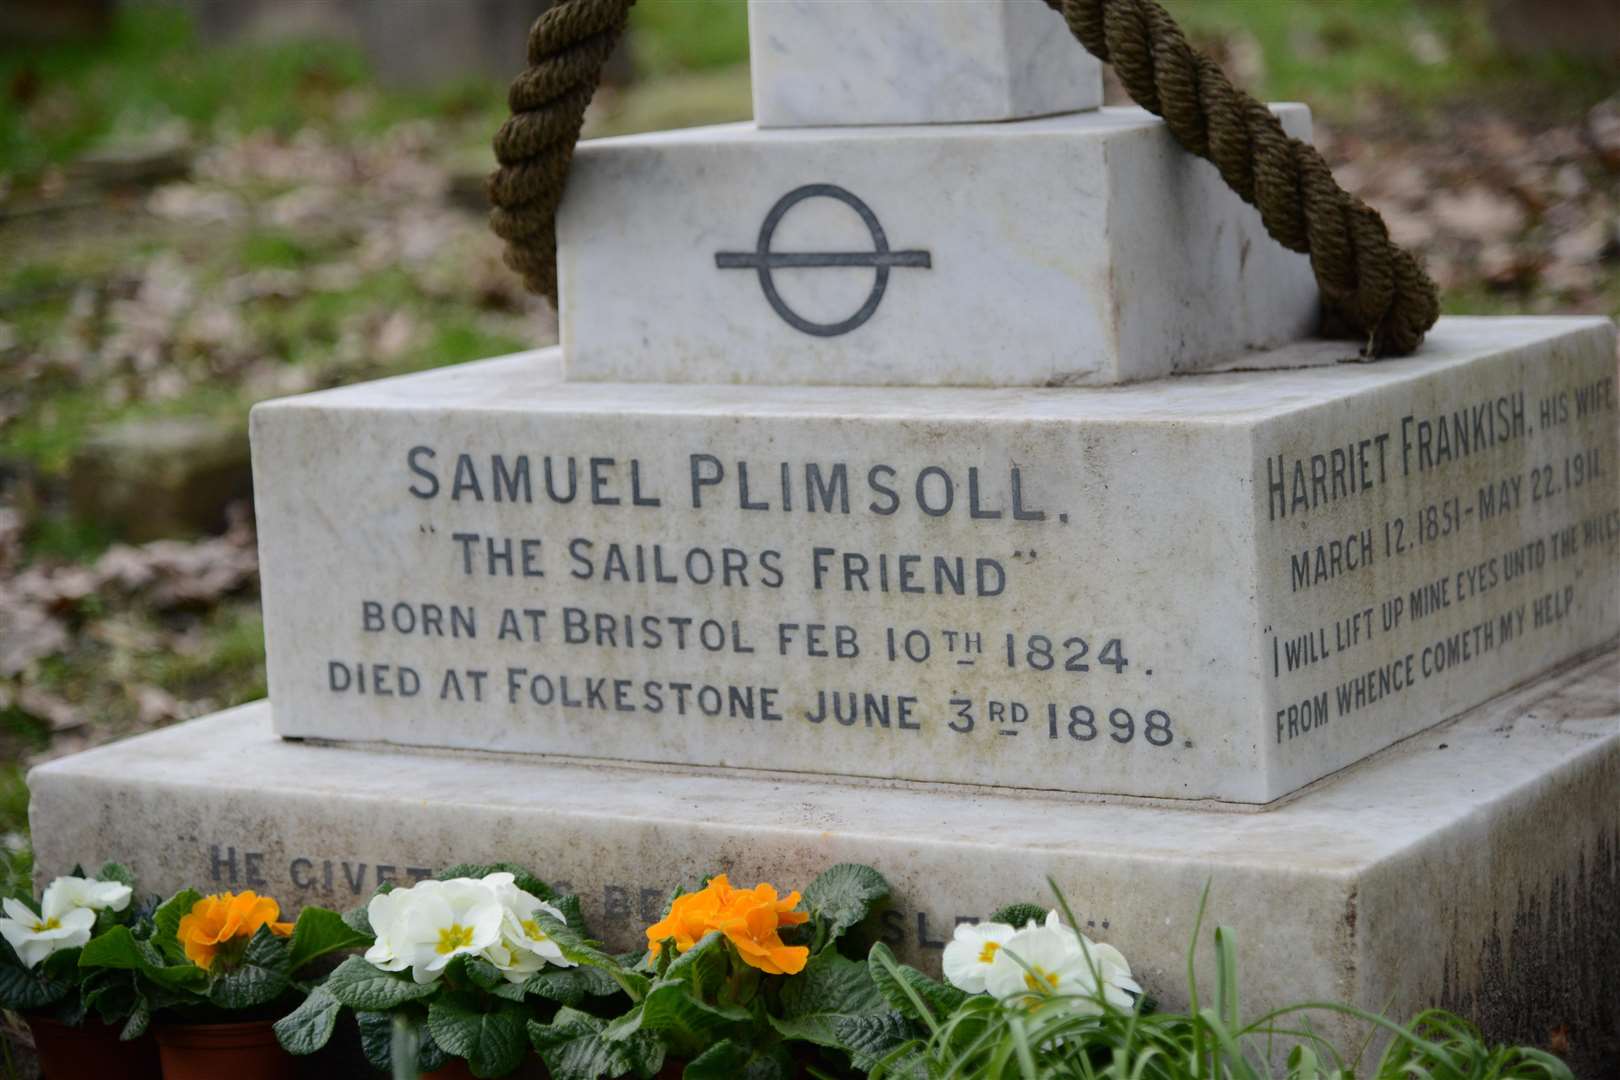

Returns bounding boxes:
[31,0,1620,1062]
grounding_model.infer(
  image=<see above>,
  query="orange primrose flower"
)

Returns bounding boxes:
[645,874,809,975]
[176,891,294,970]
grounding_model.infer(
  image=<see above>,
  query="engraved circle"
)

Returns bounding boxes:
[714,183,932,338]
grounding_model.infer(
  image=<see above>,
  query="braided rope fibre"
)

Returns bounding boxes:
[489,0,1441,357]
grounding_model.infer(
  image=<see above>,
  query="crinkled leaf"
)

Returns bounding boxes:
[428,994,530,1078]
[869,1043,932,1080]
[452,957,524,1004]
[95,862,136,889]
[274,985,342,1055]
[529,1007,663,1080]
[522,963,623,1006]
[988,903,1047,930]
[78,925,206,994]
[208,925,294,1010]
[802,864,889,940]
[533,912,648,1000]
[772,949,908,1064]
[357,1009,451,1073]
[553,893,587,932]
[831,1012,917,1071]
[781,948,885,1019]
[120,993,152,1041]
[323,954,437,1010]
[684,1038,795,1080]
[287,905,370,972]
[341,902,373,938]
[867,943,967,1023]
[0,959,73,1011]
[150,888,203,965]
[608,981,748,1049]
[662,931,726,999]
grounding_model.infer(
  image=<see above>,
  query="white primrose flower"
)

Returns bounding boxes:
[0,899,95,970]
[942,920,1018,994]
[481,872,576,983]
[985,920,1098,1006]
[362,878,505,985]
[984,912,1140,1010]
[0,874,129,970]
[1031,911,1141,1009]
[42,875,132,917]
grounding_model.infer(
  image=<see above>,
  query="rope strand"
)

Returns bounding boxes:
[489,0,1440,358]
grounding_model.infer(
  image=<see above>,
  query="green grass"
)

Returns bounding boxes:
[629,0,751,78]
[1163,0,1616,122]
[872,884,1573,1080]
[22,513,116,564]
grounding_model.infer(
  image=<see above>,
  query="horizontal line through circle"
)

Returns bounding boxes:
[714,251,933,269]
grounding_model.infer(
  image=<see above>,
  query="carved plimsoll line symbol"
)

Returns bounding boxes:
[715,183,932,337]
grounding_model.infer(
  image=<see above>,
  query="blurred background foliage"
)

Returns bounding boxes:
[0,0,1617,903]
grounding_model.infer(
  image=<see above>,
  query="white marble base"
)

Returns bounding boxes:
[29,651,1620,1069]
[748,0,1103,128]
[557,107,1320,388]
[249,318,1620,804]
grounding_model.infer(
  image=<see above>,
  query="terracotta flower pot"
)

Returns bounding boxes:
[154,1019,297,1080]
[27,1015,162,1080]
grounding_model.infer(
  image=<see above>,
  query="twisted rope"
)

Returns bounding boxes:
[490,0,1440,358]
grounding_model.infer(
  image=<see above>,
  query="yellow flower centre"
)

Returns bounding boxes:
[1023,967,1061,993]
[521,919,549,942]
[31,918,60,933]
[436,924,476,955]
[978,941,1001,964]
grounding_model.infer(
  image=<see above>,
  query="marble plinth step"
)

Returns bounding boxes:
[748,0,1103,128]
[29,651,1620,1070]
[557,106,1319,388]
[250,317,1620,804]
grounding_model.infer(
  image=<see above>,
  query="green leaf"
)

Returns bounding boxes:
[357,1009,451,1073]
[772,949,900,1060]
[0,958,74,1011]
[988,903,1048,929]
[95,862,136,889]
[150,889,203,966]
[662,931,727,999]
[867,943,967,1023]
[611,981,748,1048]
[322,954,437,1010]
[802,864,889,940]
[120,993,151,1041]
[531,913,648,1001]
[522,964,623,1006]
[78,925,206,993]
[286,905,372,972]
[684,1038,795,1080]
[529,1008,664,1080]
[831,1012,917,1071]
[341,903,373,938]
[553,894,587,932]
[208,925,294,1010]
[273,985,342,1055]
[429,994,530,1078]
[783,948,885,1017]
